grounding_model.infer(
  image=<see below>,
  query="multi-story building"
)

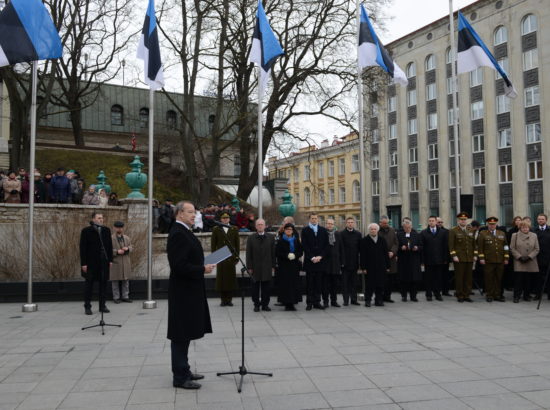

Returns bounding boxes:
[268,0,549,230]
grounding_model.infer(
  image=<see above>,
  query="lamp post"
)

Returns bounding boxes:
[122,59,126,86]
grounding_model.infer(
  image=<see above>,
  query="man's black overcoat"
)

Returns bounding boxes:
[79,224,113,280]
[301,226,330,272]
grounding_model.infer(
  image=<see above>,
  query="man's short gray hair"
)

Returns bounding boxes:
[402,218,412,226]
[175,200,194,215]
[367,223,380,232]
[380,215,389,221]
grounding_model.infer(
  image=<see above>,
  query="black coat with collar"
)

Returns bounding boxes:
[301,225,330,272]
[79,224,113,280]
[167,222,212,342]
[420,227,449,265]
[535,225,550,268]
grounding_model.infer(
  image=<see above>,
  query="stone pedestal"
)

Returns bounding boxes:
[119,198,149,278]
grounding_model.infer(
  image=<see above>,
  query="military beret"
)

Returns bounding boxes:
[457,211,470,219]
[220,213,230,218]
[114,221,125,227]
[486,216,499,223]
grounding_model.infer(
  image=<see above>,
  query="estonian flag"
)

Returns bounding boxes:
[457,12,516,98]
[137,0,164,90]
[358,4,407,86]
[249,0,284,97]
[0,0,62,67]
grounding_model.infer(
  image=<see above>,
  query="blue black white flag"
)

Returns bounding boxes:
[137,0,164,90]
[0,0,62,67]
[249,0,284,97]
[358,4,407,86]
[457,12,516,98]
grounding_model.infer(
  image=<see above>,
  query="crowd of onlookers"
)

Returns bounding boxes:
[0,167,122,206]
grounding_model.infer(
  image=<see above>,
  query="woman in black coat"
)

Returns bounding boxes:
[275,223,303,311]
[397,218,423,302]
[360,223,390,307]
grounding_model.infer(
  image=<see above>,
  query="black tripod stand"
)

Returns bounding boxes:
[215,227,272,392]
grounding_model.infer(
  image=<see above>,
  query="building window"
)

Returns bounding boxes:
[449,140,460,157]
[139,107,149,128]
[371,155,379,170]
[407,118,417,135]
[328,160,334,177]
[233,154,241,177]
[426,83,436,101]
[427,113,437,130]
[496,95,510,114]
[469,67,483,87]
[445,47,453,64]
[495,57,509,80]
[472,134,484,153]
[352,180,360,202]
[448,108,458,126]
[388,96,396,112]
[526,123,541,143]
[304,188,311,206]
[408,147,418,163]
[371,103,378,116]
[389,178,398,194]
[494,25,508,45]
[339,186,346,203]
[389,150,398,166]
[407,89,417,106]
[329,188,335,204]
[409,176,418,192]
[339,215,346,227]
[304,164,310,181]
[388,124,397,140]
[339,158,346,175]
[425,54,435,71]
[372,181,380,196]
[521,14,537,35]
[498,128,512,148]
[428,143,438,160]
[524,86,540,107]
[294,192,300,206]
[528,161,543,180]
[523,49,538,71]
[372,129,380,143]
[471,101,484,120]
[293,167,299,181]
[429,173,439,190]
[318,161,324,178]
[473,168,485,186]
[351,154,359,172]
[166,110,177,129]
[446,77,456,95]
[406,62,416,78]
[319,190,325,206]
[111,104,123,125]
[450,170,457,188]
[499,164,513,183]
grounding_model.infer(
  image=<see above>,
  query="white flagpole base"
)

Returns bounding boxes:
[22,303,38,313]
[142,300,157,309]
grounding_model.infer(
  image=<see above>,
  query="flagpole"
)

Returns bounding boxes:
[143,88,156,309]
[22,62,38,313]
[257,71,263,220]
[449,0,461,214]
[357,0,366,235]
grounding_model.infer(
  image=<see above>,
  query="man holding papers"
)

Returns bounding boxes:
[167,201,215,390]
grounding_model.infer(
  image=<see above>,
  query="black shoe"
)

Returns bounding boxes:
[331,302,341,307]
[426,296,433,301]
[173,380,201,389]
[227,302,234,306]
[191,373,204,380]
[343,302,349,306]
[364,302,371,307]
[306,305,313,311]
[121,298,132,303]
[350,301,360,306]
[486,298,493,303]
[323,302,330,308]
[313,304,325,310]
[384,298,395,303]
[524,296,532,302]
[495,297,505,302]
[285,305,297,311]
[401,297,407,302]
[458,298,464,303]
[464,298,473,303]
[513,298,519,303]
[410,297,418,302]
[470,291,475,295]
[85,307,92,315]
[374,301,384,307]
[113,299,121,304]
[100,307,110,313]
[435,295,443,301]
[262,306,271,312]
[220,301,227,306]
[254,306,260,312]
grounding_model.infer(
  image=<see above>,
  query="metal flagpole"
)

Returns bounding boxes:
[449,0,461,213]
[257,70,263,220]
[22,62,38,313]
[357,0,366,235]
[143,88,157,309]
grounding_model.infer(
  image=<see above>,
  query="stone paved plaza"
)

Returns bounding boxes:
[3,295,550,410]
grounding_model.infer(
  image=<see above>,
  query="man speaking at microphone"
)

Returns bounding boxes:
[167,201,216,389]
[80,212,113,315]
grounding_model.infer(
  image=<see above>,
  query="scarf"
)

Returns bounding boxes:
[328,229,336,245]
[370,235,378,243]
[282,233,295,253]
[309,223,318,235]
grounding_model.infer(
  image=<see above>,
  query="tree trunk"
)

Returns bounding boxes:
[69,101,85,147]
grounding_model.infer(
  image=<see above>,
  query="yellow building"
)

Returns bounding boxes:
[266,132,363,229]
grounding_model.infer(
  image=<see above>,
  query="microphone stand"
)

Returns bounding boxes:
[215,224,272,392]
[82,224,122,335]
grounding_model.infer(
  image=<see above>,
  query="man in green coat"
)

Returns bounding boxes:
[211,213,240,306]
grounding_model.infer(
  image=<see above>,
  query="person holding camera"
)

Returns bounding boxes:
[111,221,134,303]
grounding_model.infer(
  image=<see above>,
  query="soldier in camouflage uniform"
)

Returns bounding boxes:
[477,216,509,302]
[449,212,477,303]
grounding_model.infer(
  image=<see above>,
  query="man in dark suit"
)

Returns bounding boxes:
[340,217,362,306]
[80,212,114,315]
[167,201,216,390]
[301,213,329,310]
[420,216,449,301]
[535,214,550,299]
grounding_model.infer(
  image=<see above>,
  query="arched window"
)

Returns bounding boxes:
[111,104,123,126]
[139,107,149,128]
[166,110,177,129]
[304,188,311,206]
[352,180,360,202]
[493,26,508,45]
[521,14,537,35]
[425,54,436,71]
[445,47,453,64]
[406,62,416,78]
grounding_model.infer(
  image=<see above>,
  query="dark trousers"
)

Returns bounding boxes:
[454,262,473,299]
[171,340,191,384]
[306,270,323,306]
[84,274,108,309]
[400,281,417,299]
[322,274,339,304]
[442,263,451,294]
[252,280,271,307]
[384,274,397,300]
[484,263,504,299]
[534,265,549,296]
[424,264,444,297]
[514,271,534,300]
[341,268,358,303]
[365,273,384,303]
[220,291,232,303]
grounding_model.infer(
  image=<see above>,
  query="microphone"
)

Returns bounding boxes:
[213,220,232,229]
